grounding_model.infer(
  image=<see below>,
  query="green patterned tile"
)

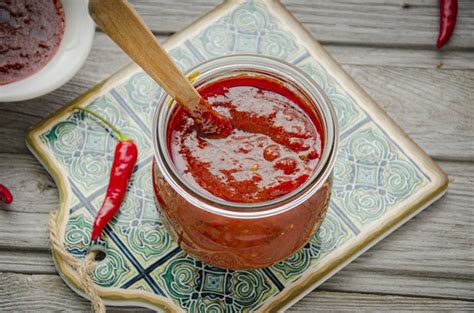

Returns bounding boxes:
[113,72,162,129]
[149,251,279,312]
[296,58,368,134]
[169,47,201,73]
[107,161,162,227]
[64,208,139,288]
[63,207,95,256]
[104,162,177,268]
[332,122,428,228]
[68,192,81,210]
[114,47,199,128]
[29,0,444,311]
[126,278,153,292]
[42,94,153,197]
[113,224,176,268]
[270,208,354,284]
[190,1,307,62]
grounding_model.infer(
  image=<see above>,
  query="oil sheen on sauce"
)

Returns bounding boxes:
[167,75,324,203]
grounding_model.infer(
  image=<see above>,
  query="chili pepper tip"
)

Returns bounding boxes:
[0,184,13,204]
[436,0,458,49]
[74,106,129,141]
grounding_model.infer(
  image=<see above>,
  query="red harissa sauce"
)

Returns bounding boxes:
[167,75,324,203]
[0,0,65,85]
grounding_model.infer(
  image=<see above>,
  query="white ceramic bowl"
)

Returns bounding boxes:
[0,0,95,102]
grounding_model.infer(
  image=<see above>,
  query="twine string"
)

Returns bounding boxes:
[49,212,106,313]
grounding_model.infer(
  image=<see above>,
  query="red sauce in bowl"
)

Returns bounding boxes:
[0,0,65,85]
[167,75,324,203]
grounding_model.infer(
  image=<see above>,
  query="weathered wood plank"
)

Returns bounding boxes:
[4,248,472,300]
[0,273,472,312]
[341,65,474,161]
[0,154,58,215]
[0,155,52,249]
[91,30,474,70]
[0,34,472,298]
[0,160,472,299]
[0,272,148,312]
[0,33,472,159]
[284,0,474,49]
[0,1,472,310]
[325,45,474,70]
[0,250,55,274]
[289,291,474,312]
[322,271,474,302]
[0,209,49,250]
[128,0,474,49]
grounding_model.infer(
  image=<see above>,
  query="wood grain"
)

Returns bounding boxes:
[0,160,472,299]
[0,250,55,274]
[89,0,202,112]
[1,33,472,159]
[290,290,474,312]
[0,154,58,215]
[342,66,474,161]
[0,0,473,310]
[324,45,474,70]
[127,0,474,49]
[0,273,472,312]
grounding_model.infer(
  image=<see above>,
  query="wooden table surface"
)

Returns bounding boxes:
[1,0,473,311]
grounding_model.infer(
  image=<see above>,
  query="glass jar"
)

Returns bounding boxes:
[152,54,338,269]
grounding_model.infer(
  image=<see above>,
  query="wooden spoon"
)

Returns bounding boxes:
[89,0,232,137]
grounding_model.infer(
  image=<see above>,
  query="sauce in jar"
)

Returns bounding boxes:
[153,55,337,269]
[0,0,65,85]
[167,75,324,203]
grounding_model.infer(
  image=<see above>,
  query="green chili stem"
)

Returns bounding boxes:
[74,106,128,140]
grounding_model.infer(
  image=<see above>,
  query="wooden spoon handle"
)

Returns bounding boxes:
[89,0,201,113]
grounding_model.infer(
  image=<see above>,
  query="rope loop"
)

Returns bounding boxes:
[49,212,106,313]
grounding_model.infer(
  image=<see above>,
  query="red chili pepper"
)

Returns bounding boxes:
[0,184,13,204]
[437,0,458,49]
[75,107,138,241]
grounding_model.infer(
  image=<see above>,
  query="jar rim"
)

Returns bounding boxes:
[152,54,338,219]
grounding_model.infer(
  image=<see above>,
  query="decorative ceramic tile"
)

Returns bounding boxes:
[69,192,82,212]
[27,0,447,311]
[64,209,139,288]
[296,58,368,135]
[42,95,152,197]
[190,2,307,63]
[126,277,155,292]
[269,207,354,284]
[114,48,199,128]
[113,72,162,130]
[332,123,428,228]
[149,250,280,311]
